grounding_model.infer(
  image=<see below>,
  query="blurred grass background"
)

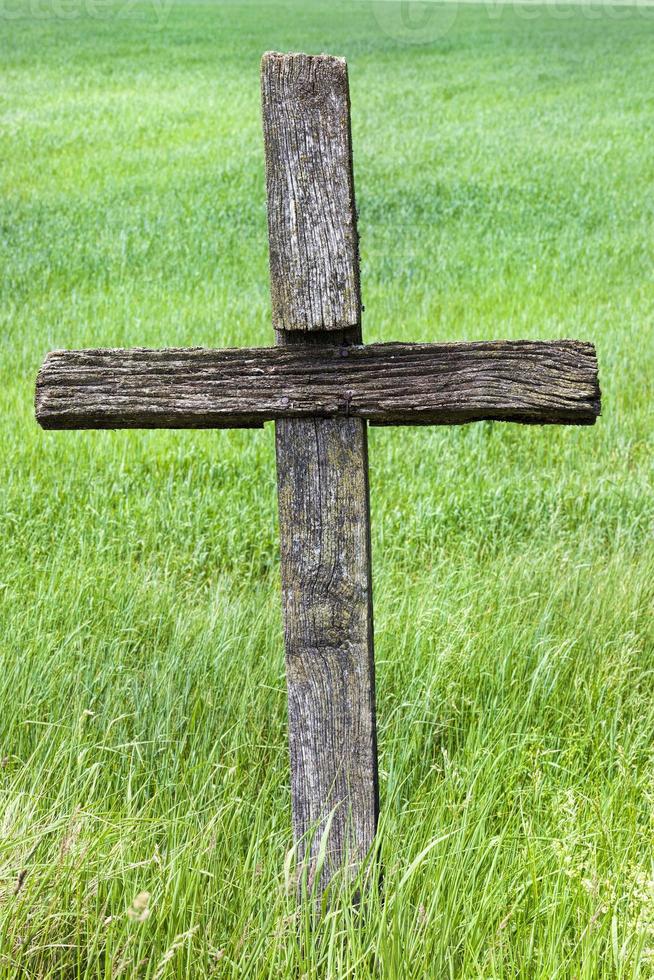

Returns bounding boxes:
[1,0,653,975]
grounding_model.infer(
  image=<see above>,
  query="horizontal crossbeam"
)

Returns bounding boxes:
[36,340,600,430]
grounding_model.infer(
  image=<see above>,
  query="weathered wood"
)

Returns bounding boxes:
[261,52,361,332]
[263,50,378,894]
[275,412,378,893]
[36,340,601,430]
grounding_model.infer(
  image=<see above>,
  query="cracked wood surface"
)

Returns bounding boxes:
[261,51,361,332]
[36,340,601,430]
[264,51,378,894]
[275,410,378,892]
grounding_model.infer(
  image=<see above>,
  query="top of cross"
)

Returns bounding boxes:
[35,52,600,431]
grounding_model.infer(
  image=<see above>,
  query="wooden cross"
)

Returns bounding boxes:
[36,51,600,896]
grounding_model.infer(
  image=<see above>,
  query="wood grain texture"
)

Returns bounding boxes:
[36,340,601,430]
[263,50,377,894]
[261,51,361,332]
[275,412,378,892]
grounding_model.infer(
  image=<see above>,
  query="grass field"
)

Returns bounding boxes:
[2,0,654,975]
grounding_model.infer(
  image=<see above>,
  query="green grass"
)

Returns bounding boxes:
[2,0,654,975]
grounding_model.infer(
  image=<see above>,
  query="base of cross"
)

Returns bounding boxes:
[35,50,600,899]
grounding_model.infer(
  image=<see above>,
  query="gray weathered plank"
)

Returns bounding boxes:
[275,411,378,893]
[36,340,601,430]
[261,51,361,332]
[264,50,377,894]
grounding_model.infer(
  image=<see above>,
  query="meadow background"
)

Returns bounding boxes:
[2,0,654,975]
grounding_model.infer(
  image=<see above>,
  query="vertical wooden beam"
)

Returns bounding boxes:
[261,51,378,894]
[261,52,361,334]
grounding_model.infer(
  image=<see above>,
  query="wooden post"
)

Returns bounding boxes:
[261,52,378,892]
